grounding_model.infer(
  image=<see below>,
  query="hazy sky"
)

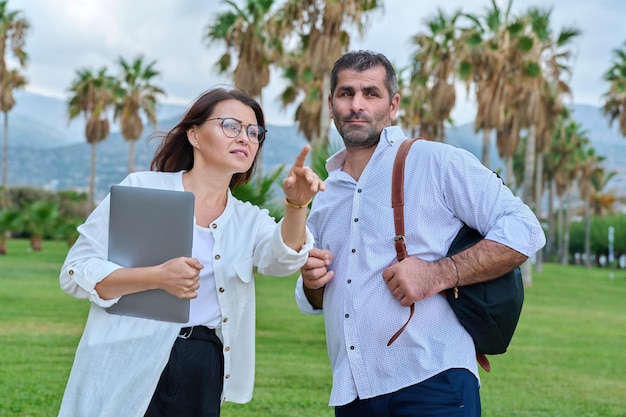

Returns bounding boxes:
[8,0,626,125]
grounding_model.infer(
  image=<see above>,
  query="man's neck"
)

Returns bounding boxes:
[343,145,377,181]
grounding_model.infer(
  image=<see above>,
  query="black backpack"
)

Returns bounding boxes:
[389,137,524,371]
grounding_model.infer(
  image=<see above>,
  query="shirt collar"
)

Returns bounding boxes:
[326,125,406,172]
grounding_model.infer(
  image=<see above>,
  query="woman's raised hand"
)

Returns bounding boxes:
[282,145,325,206]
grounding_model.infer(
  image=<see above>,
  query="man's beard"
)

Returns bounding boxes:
[336,116,381,149]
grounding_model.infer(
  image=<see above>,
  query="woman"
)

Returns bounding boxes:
[58,87,324,417]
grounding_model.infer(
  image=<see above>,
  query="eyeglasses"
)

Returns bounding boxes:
[206,117,267,144]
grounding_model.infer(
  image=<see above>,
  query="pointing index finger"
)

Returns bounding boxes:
[293,145,311,169]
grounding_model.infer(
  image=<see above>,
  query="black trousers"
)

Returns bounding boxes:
[145,326,224,417]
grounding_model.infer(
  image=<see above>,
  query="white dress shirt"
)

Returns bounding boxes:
[59,171,313,417]
[296,126,546,406]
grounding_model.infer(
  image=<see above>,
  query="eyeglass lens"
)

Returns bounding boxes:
[221,118,265,143]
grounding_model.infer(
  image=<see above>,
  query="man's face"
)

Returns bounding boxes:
[329,66,399,149]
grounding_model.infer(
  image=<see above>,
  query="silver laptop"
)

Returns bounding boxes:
[106,185,194,323]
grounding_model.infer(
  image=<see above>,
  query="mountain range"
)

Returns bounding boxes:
[1,91,625,204]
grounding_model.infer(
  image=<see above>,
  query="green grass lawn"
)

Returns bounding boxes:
[1,238,625,417]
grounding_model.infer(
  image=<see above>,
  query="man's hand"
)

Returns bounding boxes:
[381,257,448,307]
[301,247,334,290]
[301,247,334,309]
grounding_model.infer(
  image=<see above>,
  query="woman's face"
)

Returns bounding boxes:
[188,99,261,175]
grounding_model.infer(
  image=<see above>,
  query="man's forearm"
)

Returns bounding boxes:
[451,239,528,287]
[304,285,325,310]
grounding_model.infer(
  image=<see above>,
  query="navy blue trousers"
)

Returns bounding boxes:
[335,368,481,417]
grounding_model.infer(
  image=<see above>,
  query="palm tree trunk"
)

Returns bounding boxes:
[547,179,555,260]
[89,142,97,211]
[436,120,444,142]
[561,187,571,265]
[2,111,8,209]
[31,236,42,251]
[256,91,264,179]
[319,73,331,147]
[481,129,491,170]
[505,155,516,191]
[128,140,136,173]
[533,150,544,273]
[520,258,532,287]
[534,151,544,208]
[522,125,536,204]
[521,123,540,279]
[557,193,563,262]
[520,125,537,283]
[584,198,591,267]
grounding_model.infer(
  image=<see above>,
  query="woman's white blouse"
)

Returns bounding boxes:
[58,171,313,417]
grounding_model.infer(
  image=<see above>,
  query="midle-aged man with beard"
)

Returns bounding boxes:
[296,50,545,417]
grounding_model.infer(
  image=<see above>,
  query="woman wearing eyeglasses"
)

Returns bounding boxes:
[58,87,325,417]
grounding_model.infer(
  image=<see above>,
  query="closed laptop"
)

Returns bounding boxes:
[106,185,194,323]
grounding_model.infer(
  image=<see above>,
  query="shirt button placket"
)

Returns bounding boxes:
[345,186,361,358]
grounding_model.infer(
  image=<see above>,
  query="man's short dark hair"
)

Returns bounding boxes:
[330,50,398,101]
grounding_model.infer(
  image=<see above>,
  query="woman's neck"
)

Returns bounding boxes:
[182,169,230,226]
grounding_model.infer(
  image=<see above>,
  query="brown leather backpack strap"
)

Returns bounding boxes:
[387,137,421,346]
[389,138,492,372]
[477,352,491,372]
[392,137,419,262]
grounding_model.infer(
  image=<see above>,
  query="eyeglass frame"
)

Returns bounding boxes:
[206,117,267,144]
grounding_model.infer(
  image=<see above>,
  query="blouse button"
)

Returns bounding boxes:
[215,254,221,260]
[219,287,225,293]
[225,374,230,379]
[211,223,217,229]
[224,346,231,352]
[68,269,74,276]
[223,317,228,323]
[349,345,355,350]
[351,249,356,253]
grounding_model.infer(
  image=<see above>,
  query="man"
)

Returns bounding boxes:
[295,50,546,416]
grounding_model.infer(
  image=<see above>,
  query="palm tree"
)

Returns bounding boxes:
[397,65,429,138]
[276,0,381,145]
[578,148,605,267]
[531,19,580,272]
[67,67,115,210]
[513,8,547,205]
[408,8,462,142]
[206,0,282,180]
[551,120,589,264]
[601,41,626,138]
[517,8,580,202]
[232,164,285,220]
[542,114,570,261]
[463,2,546,285]
[17,200,59,251]
[1,68,25,206]
[205,0,278,100]
[0,206,18,254]
[499,8,580,273]
[589,169,625,216]
[460,0,520,170]
[114,55,165,173]
[0,0,28,210]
